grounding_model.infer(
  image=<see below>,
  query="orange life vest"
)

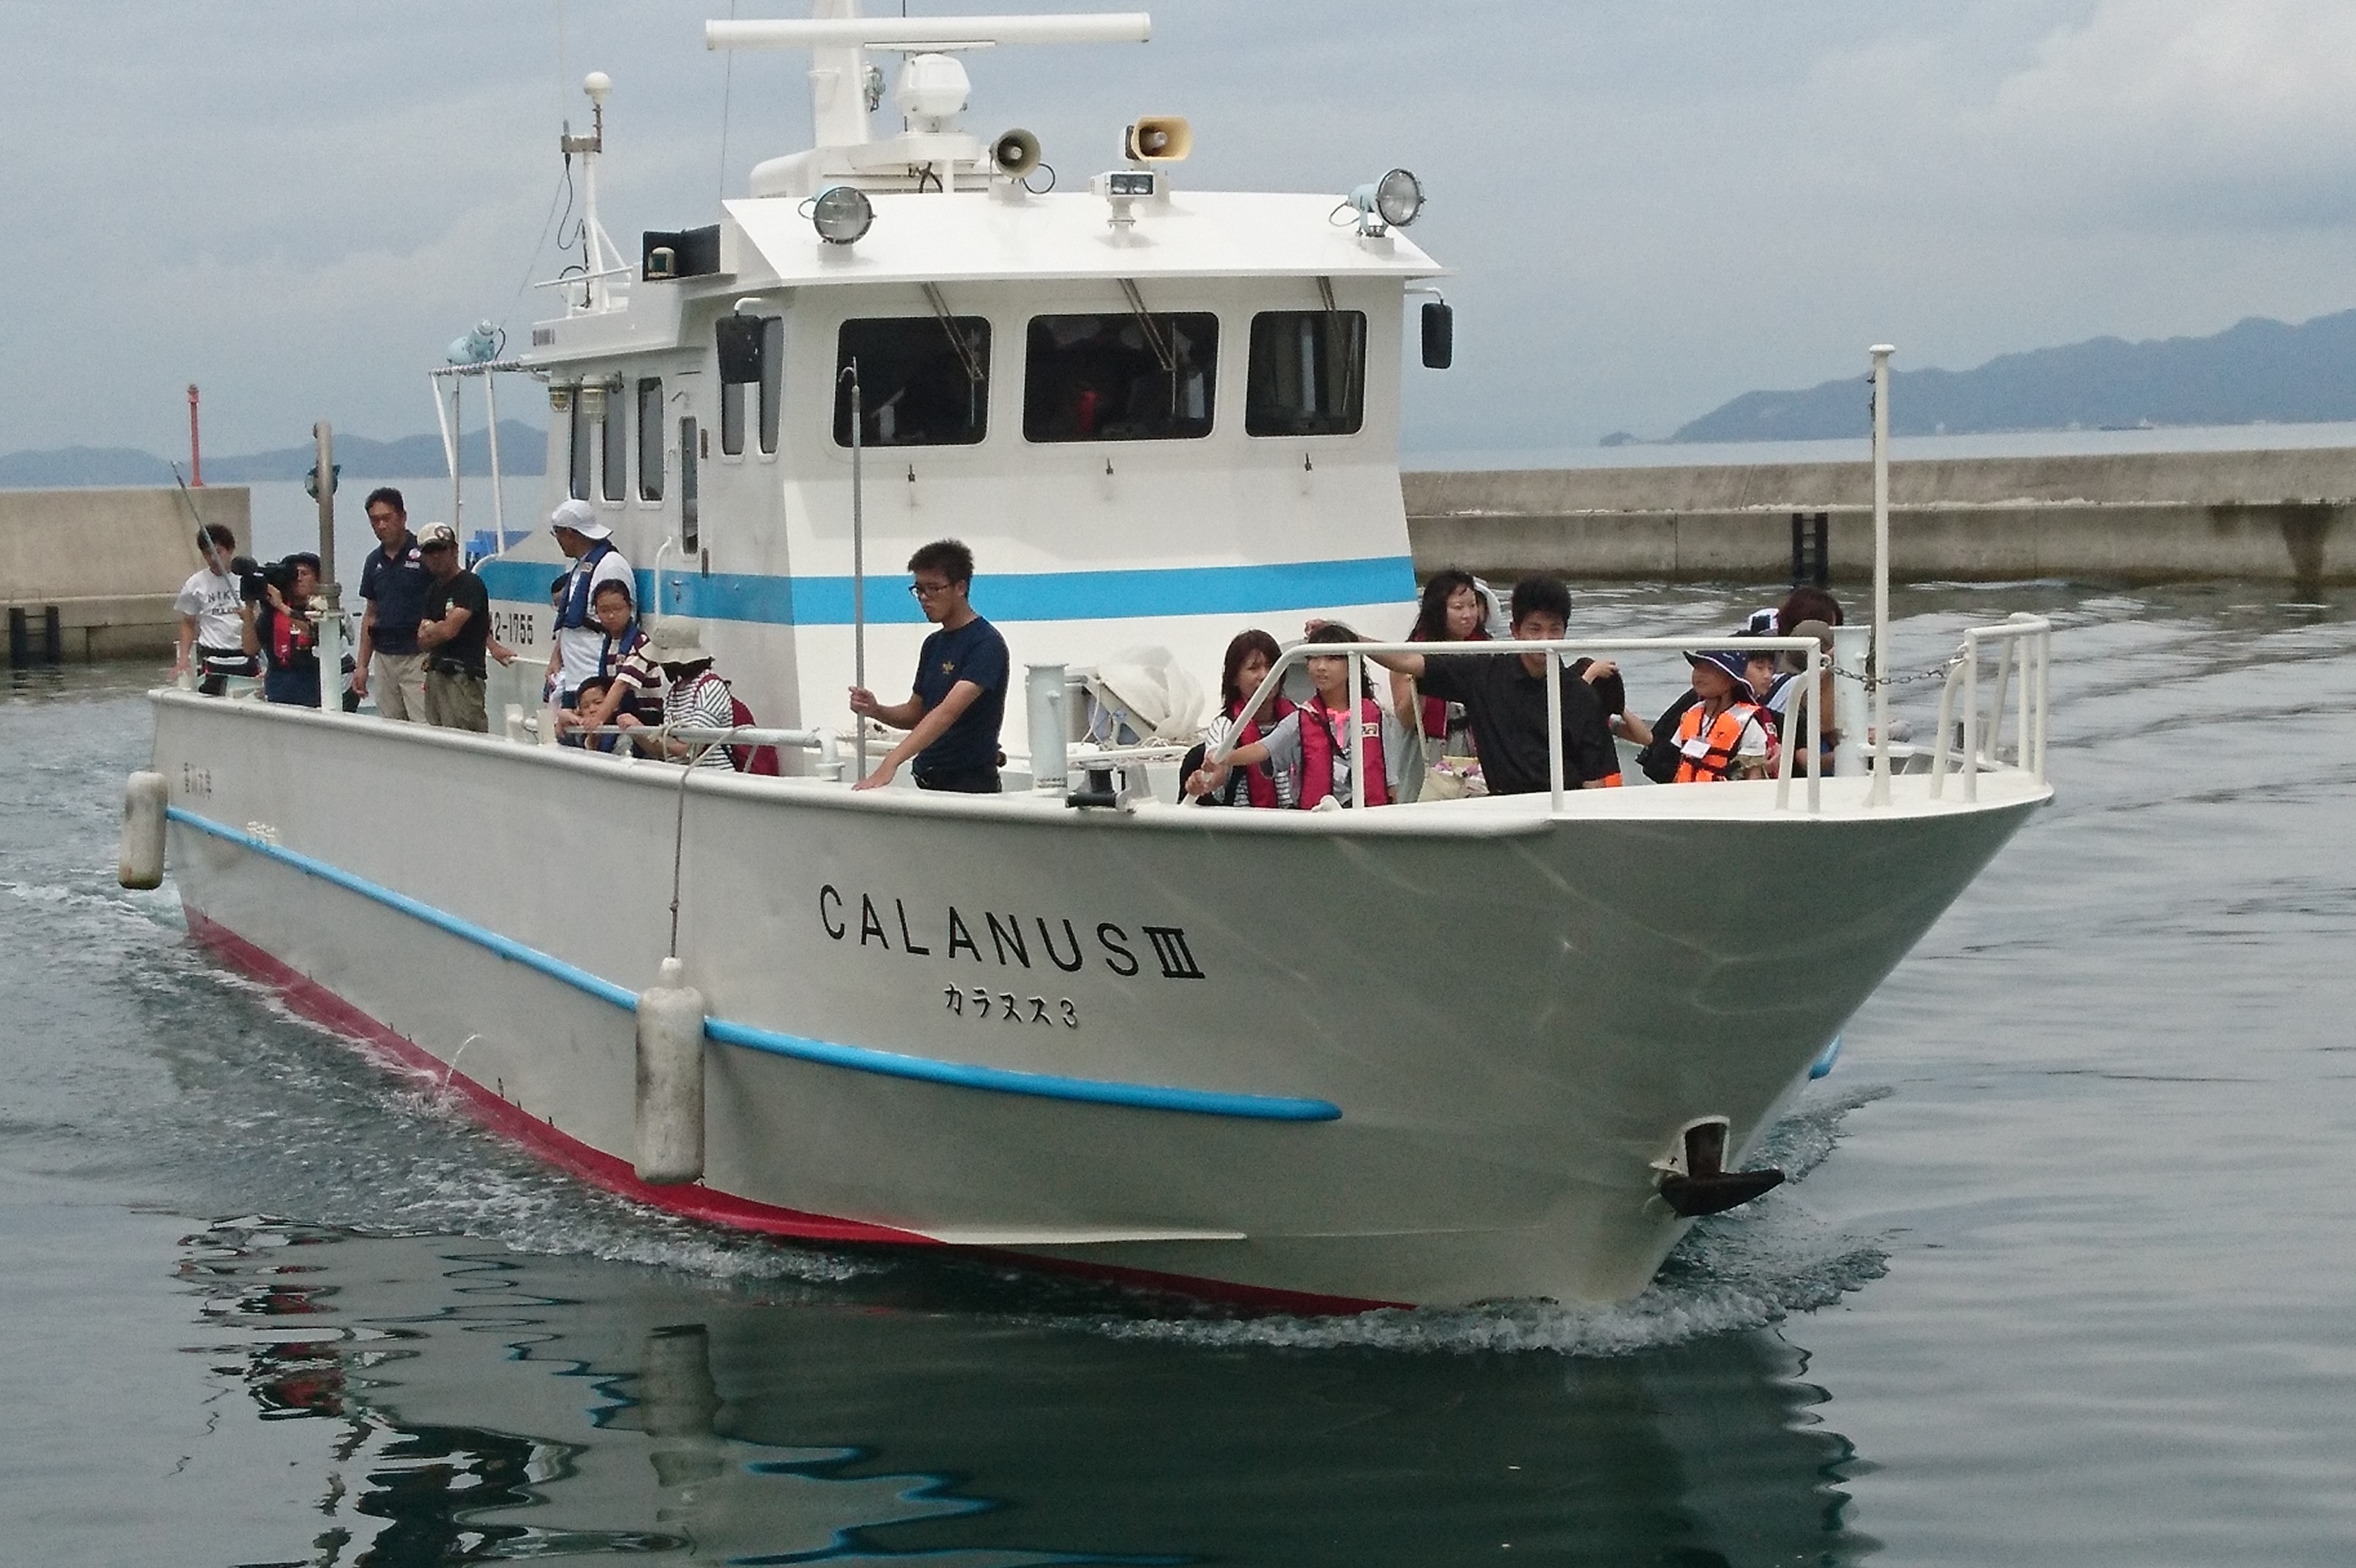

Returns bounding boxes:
[1673,699,1774,783]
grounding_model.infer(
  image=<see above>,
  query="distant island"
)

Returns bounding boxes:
[0,420,547,488]
[1668,307,2356,444]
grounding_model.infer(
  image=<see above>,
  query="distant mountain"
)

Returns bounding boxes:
[1673,308,2356,443]
[0,446,180,487]
[0,420,546,488]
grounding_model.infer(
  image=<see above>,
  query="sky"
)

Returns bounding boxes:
[6,0,2356,458]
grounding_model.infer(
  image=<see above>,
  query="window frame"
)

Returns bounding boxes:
[1021,311,1220,444]
[636,378,665,501]
[1244,308,1368,439]
[832,315,993,449]
[599,384,629,501]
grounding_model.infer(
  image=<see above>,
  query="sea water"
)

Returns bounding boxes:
[5,581,2355,1565]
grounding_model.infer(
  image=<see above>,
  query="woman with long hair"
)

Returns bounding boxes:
[1185,629,1298,806]
[1396,568,1489,779]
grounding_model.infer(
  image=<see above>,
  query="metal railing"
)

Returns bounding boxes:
[536,718,846,780]
[1928,614,2053,802]
[1212,636,1833,816]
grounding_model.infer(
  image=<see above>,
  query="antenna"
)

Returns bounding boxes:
[708,8,1149,152]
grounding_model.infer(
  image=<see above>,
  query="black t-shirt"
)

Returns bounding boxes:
[360,534,434,657]
[1415,650,1620,795]
[911,614,1009,774]
[423,571,491,679]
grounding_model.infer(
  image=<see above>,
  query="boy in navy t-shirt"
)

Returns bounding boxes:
[849,539,1009,793]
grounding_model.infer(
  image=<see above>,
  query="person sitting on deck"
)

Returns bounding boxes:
[560,580,662,742]
[1184,624,1414,809]
[1671,649,1778,783]
[1346,576,1623,796]
[562,677,624,753]
[1393,569,1492,785]
[1179,629,1298,808]
[614,617,737,769]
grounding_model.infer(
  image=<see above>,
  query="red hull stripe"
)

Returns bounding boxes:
[181,911,1399,1316]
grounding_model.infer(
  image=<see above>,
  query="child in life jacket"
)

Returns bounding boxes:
[1672,649,1778,782]
[1181,629,1299,808]
[1184,624,1413,808]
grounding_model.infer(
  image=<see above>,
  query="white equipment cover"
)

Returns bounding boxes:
[1087,646,1207,743]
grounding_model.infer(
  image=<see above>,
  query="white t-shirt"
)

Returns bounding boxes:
[174,568,244,650]
[554,549,634,691]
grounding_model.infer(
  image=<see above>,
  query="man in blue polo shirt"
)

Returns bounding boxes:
[353,487,434,721]
[848,539,1009,793]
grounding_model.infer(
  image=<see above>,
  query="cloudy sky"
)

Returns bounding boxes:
[6,0,2355,458]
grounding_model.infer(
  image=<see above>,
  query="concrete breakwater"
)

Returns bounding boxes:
[1,487,248,665]
[1404,447,2356,587]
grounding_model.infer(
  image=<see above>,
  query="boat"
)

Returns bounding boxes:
[125,4,2053,1310]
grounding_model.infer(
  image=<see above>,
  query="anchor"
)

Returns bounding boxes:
[1656,1117,1785,1218]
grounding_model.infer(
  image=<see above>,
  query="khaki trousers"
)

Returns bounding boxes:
[424,669,487,733]
[370,651,429,722]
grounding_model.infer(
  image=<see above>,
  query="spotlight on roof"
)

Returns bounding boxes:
[808,185,874,246]
[446,320,499,365]
[1348,168,1424,236]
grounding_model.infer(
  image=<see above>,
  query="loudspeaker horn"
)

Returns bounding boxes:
[1124,116,1192,163]
[992,128,1043,178]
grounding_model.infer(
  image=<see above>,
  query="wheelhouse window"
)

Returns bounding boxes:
[1245,310,1366,437]
[568,398,593,500]
[833,316,990,447]
[759,316,784,455]
[1023,311,1216,442]
[679,416,699,552]
[637,378,664,500]
[600,387,628,501]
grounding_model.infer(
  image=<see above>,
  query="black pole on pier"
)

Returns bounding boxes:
[1790,510,1830,587]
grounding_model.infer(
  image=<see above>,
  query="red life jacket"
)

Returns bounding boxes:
[1296,695,1389,808]
[268,605,317,671]
[1673,699,1775,783]
[1226,693,1297,808]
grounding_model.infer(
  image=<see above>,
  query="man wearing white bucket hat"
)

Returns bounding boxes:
[544,498,632,708]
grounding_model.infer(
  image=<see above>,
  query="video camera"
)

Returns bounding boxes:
[229,555,295,605]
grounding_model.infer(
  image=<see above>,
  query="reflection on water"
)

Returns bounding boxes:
[179,1219,1872,1567]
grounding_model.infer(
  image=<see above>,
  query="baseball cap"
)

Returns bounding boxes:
[549,498,611,540]
[417,521,459,550]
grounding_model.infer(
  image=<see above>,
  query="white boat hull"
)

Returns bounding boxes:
[153,691,2044,1308]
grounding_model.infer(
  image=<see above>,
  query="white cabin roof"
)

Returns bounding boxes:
[720,189,1445,291]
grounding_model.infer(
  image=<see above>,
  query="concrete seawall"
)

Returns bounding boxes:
[1,487,250,665]
[1404,448,2356,587]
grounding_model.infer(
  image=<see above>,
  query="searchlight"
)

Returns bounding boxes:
[1347,169,1424,237]
[808,185,874,246]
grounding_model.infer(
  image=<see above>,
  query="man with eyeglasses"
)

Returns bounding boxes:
[847,538,1008,793]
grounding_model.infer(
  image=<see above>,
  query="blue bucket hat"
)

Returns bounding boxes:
[1685,648,1750,685]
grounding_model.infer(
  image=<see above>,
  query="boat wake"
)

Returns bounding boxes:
[1071,1087,1894,1357]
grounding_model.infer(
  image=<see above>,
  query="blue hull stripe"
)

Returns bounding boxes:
[167,808,1341,1123]
[479,554,1415,628]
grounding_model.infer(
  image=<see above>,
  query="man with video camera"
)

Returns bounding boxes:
[238,552,325,707]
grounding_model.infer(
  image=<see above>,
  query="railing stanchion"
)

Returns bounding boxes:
[1962,632,1980,804]
[1869,344,1895,808]
[1348,650,1367,808]
[1807,646,1823,813]
[1545,649,1565,813]
[2036,627,2051,782]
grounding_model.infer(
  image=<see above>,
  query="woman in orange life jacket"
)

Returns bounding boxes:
[1180,629,1299,808]
[1184,624,1414,808]
[1671,648,1779,783]
[1393,569,1492,766]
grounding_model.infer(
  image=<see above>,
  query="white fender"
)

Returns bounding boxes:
[634,956,707,1184]
[119,771,168,890]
